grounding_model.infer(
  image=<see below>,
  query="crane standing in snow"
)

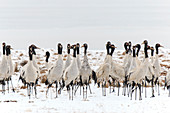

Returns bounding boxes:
[45,43,64,98]
[5,45,15,93]
[63,44,79,100]
[78,43,97,99]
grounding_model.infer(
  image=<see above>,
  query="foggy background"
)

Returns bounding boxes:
[0,0,170,50]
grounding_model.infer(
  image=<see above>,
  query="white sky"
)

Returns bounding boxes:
[0,0,170,50]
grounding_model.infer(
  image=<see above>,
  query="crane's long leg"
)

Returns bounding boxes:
[31,84,34,95]
[74,85,79,96]
[28,84,31,99]
[135,85,137,100]
[27,84,29,96]
[151,76,155,98]
[67,85,71,100]
[145,78,147,98]
[109,80,111,93]
[164,77,166,90]
[127,83,129,96]
[80,85,81,95]
[89,84,92,94]
[83,86,84,99]
[124,76,128,96]
[2,84,5,94]
[168,86,170,97]
[122,81,124,95]
[46,84,52,98]
[139,84,142,100]
[34,85,37,98]
[104,81,106,96]
[56,81,58,98]
[7,80,9,93]
[112,78,115,92]
[102,81,104,96]
[118,81,120,96]
[72,85,74,100]
[142,81,144,93]
[86,85,88,99]
[158,79,160,96]
[128,84,131,97]
[155,77,158,92]
[130,83,135,100]
[10,77,15,92]
[58,82,61,95]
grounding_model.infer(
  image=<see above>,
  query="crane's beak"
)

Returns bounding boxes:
[150,47,154,50]
[35,46,40,49]
[160,45,164,48]
[81,45,84,48]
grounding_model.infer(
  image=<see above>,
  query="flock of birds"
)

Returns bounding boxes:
[0,40,170,101]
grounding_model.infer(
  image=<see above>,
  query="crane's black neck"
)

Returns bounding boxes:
[110,48,115,56]
[32,47,36,55]
[106,44,110,55]
[124,43,128,54]
[6,47,11,56]
[144,47,148,58]
[46,57,49,62]
[67,47,70,54]
[136,47,140,57]
[58,46,62,55]
[73,48,77,58]
[129,46,131,53]
[45,51,50,62]
[151,49,154,56]
[29,51,33,61]
[133,48,136,57]
[46,55,49,62]
[84,47,87,55]
[76,46,80,55]
[3,45,5,55]
[155,46,159,54]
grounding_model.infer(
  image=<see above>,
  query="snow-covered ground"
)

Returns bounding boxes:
[0,48,170,113]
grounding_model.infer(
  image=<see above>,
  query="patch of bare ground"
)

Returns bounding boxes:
[159,54,164,57]
[14,62,19,72]
[161,71,167,76]
[37,62,41,65]
[53,53,58,55]
[3,100,17,103]
[40,90,44,92]
[88,53,91,56]
[92,58,97,60]
[160,64,170,69]
[64,55,67,57]
[36,84,41,87]
[20,93,26,97]
[119,57,123,59]
[122,52,125,55]
[40,75,47,83]
[40,69,47,74]
[20,86,27,89]
[19,53,24,57]
[28,101,34,103]
[162,60,170,62]
[20,60,28,67]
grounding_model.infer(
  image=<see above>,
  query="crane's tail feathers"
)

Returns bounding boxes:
[45,79,49,85]
[92,70,97,84]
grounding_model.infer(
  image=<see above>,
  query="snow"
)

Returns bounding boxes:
[0,48,170,113]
